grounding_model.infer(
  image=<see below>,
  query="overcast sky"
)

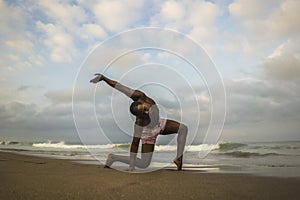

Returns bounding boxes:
[0,0,299,144]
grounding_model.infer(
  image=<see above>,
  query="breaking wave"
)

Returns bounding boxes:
[222,151,282,158]
[1,140,299,156]
[0,141,22,145]
[32,141,120,150]
[214,142,247,151]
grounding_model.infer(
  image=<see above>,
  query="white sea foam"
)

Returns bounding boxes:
[32,141,115,150]
[30,142,217,153]
[155,145,177,152]
[154,144,218,152]
[188,144,219,152]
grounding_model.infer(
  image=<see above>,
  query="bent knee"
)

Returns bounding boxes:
[139,160,151,169]
[139,162,151,169]
[179,124,188,133]
[138,157,152,168]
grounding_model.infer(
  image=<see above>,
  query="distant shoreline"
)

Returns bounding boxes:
[1,151,300,200]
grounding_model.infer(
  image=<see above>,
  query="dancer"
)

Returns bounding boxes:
[90,74,188,170]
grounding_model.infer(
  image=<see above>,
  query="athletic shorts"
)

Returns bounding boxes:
[141,118,167,144]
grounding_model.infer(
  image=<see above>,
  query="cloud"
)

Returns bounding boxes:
[0,0,27,37]
[36,21,76,63]
[224,0,300,73]
[224,77,300,127]
[34,0,87,28]
[149,0,222,56]
[45,88,74,104]
[0,101,37,125]
[0,101,75,133]
[266,0,300,39]
[263,39,300,81]
[228,0,300,42]
[150,0,222,34]
[229,0,275,21]
[0,0,37,71]
[45,86,113,104]
[160,1,185,21]
[5,40,34,55]
[92,0,145,32]
[264,55,300,81]
[16,85,31,92]
[187,1,222,27]
[79,24,107,41]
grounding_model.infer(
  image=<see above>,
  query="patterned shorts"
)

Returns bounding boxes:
[141,118,167,144]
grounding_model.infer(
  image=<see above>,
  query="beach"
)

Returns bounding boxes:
[1,152,299,200]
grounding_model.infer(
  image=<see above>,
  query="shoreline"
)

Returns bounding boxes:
[1,151,300,200]
[5,148,300,178]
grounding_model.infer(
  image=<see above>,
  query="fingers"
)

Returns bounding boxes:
[90,73,103,83]
[90,77,99,83]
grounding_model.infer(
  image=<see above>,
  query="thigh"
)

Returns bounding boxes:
[141,144,154,160]
[160,119,181,135]
[141,144,155,153]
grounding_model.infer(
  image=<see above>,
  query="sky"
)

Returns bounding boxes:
[0,0,300,144]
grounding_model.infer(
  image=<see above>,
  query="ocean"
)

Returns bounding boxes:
[1,140,300,177]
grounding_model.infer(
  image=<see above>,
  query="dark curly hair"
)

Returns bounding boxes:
[130,101,142,116]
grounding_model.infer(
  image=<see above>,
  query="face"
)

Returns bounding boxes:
[136,104,149,116]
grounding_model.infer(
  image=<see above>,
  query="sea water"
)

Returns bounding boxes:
[1,140,299,177]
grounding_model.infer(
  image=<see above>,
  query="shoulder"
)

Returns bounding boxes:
[131,90,145,101]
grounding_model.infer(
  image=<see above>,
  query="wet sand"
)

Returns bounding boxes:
[0,151,299,200]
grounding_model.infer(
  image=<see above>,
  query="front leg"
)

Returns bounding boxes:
[129,136,140,169]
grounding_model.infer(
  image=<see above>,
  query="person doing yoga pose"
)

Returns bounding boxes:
[90,74,188,170]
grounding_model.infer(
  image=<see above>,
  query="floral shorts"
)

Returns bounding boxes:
[141,118,167,144]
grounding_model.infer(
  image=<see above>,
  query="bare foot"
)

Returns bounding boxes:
[173,155,183,170]
[104,153,114,169]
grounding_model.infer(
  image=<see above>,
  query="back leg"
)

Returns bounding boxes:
[161,119,188,170]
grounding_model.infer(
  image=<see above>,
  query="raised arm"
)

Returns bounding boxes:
[90,73,144,101]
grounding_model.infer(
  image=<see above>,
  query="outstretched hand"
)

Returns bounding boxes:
[90,73,104,83]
